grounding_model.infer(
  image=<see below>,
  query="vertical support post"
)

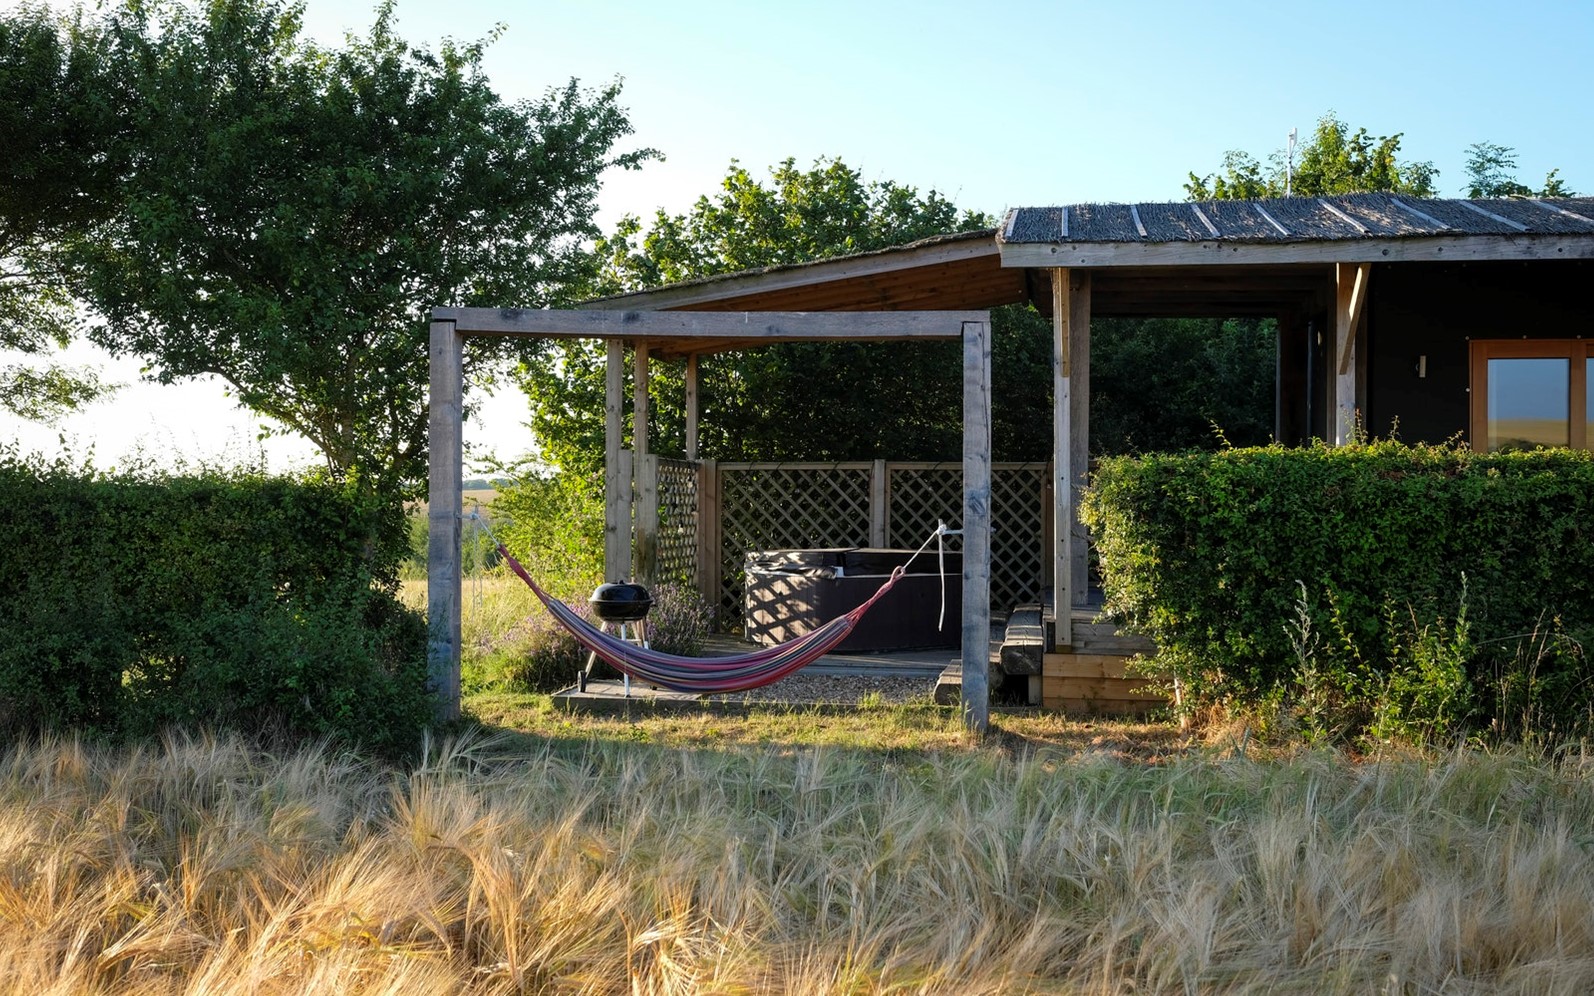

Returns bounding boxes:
[1334,263,1370,445]
[961,319,993,734]
[636,452,659,583]
[869,458,888,547]
[685,353,700,460]
[1051,269,1073,647]
[695,457,720,611]
[426,318,463,723]
[604,339,631,582]
[1068,271,1091,605]
[634,341,650,459]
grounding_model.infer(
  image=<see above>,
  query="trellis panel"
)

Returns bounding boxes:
[654,457,699,586]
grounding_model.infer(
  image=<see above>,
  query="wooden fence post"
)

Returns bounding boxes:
[696,458,720,613]
[962,319,992,734]
[869,459,888,548]
[636,452,660,584]
[426,318,463,723]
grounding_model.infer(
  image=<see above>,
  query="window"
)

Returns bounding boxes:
[1469,340,1592,452]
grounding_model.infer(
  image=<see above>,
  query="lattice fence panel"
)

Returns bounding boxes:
[717,464,873,622]
[989,464,1046,609]
[655,458,698,587]
[889,463,1047,611]
[887,466,963,552]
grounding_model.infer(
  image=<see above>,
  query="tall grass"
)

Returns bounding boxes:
[5,730,1594,993]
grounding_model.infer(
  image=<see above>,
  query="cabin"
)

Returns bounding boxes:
[426,193,1594,725]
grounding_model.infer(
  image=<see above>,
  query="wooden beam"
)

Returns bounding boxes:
[1334,263,1371,445]
[426,319,463,723]
[962,319,992,734]
[996,233,1594,269]
[574,235,1000,311]
[684,353,700,460]
[603,339,630,581]
[433,307,986,341]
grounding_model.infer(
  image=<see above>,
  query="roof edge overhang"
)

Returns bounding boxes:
[999,233,1594,268]
[579,228,1001,311]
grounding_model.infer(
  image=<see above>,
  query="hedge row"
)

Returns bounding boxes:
[0,454,430,756]
[1081,441,1594,738]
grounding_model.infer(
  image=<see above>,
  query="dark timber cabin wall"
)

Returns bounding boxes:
[1366,260,1594,444]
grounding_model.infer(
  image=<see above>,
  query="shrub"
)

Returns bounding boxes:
[1081,440,1594,741]
[0,450,430,756]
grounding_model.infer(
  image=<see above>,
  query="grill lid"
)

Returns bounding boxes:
[589,582,653,622]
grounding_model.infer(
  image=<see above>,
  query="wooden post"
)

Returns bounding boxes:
[1068,271,1091,606]
[634,342,650,459]
[636,452,659,583]
[961,319,993,734]
[426,318,463,723]
[695,457,720,609]
[1334,263,1370,445]
[1051,269,1073,647]
[869,459,888,547]
[685,353,700,460]
[604,339,631,581]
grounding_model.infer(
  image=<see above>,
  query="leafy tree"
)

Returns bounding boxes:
[520,157,1038,477]
[0,4,124,421]
[62,0,650,507]
[1184,112,1438,200]
[589,156,985,294]
[1463,141,1575,198]
[1091,318,1276,453]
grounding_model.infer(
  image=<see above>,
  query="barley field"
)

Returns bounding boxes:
[3,718,1594,994]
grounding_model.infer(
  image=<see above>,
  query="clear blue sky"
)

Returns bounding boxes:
[5,0,1591,469]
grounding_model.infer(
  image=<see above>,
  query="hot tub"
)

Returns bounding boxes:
[743,548,963,653]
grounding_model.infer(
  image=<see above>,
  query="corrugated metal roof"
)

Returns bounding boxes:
[999,195,1594,244]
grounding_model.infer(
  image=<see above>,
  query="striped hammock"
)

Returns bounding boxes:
[496,543,910,694]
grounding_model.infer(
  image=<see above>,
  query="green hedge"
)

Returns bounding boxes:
[0,454,430,756]
[1081,441,1594,739]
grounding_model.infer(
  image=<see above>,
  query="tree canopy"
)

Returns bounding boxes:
[0,4,124,421]
[3,0,651,503]
[1462,142,1574,198]
[518,157,1041,476]
[1184,112,1439,201]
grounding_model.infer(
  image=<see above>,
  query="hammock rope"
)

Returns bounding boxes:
[483,518,956,695]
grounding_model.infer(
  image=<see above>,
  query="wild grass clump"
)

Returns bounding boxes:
[8,729,1594,992]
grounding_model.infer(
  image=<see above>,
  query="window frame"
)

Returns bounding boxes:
[1468,339,1592,452]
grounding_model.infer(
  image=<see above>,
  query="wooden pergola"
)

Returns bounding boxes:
[427,194,1594,726]
[426,306,997,728]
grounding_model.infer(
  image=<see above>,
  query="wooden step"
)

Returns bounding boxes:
[933,663,962,705]
[996,604,1045,676]
[1042,652,1167,714]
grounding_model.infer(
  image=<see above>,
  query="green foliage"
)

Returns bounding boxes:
[0,3,130,418]
[1082,441,1594,743]
[521,156,1022,471]
[1091,317,1276,454]
[10,0,649,506]
[590,156,986,293]
[0,450,430,756]
[1463,141,1576,198]
[1185,112,1439,200]
[492,467,606,593]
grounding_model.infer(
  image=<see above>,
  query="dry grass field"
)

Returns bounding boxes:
[4,716,1594,994]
